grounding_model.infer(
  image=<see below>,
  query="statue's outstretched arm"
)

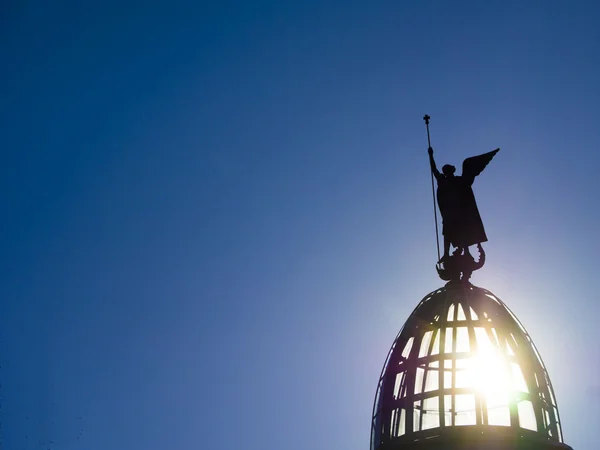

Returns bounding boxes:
[428,147,441,180]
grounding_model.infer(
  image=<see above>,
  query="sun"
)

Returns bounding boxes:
[470,347,511,406]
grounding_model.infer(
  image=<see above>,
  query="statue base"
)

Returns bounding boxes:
[436,245,485,283]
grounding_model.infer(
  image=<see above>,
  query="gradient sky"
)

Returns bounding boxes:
[2,2,599,449]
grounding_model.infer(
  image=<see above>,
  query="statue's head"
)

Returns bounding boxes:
[442,164,456,177]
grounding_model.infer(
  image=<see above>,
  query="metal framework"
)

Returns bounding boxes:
[371,285,572,450]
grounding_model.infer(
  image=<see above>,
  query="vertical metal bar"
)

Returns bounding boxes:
[423,115,441,262]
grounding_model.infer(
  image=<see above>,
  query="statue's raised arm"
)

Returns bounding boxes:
[428,147,441,181]
[462,148,500,184]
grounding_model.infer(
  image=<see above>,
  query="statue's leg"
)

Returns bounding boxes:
[442,236,450,261]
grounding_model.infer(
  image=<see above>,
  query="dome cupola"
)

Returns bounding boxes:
[370,285,571,450]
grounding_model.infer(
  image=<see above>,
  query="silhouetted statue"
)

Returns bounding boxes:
[428,146,499,262]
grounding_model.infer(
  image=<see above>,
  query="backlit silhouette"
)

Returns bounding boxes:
[428,146,499,263]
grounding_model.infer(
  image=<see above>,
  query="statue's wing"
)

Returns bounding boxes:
[462,148,499,179]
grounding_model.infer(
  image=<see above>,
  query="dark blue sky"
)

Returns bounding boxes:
[2,2,599,449]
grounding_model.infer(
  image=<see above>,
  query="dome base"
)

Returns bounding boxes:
[379,426,573,450]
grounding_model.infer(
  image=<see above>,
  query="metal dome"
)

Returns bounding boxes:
[371,284,572,450]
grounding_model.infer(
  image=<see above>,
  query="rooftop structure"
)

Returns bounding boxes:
[369,116,572,449]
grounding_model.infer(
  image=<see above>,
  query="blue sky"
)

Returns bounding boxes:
[1,1,599,449]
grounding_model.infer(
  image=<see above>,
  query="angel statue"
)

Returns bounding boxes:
[428,146,499,263]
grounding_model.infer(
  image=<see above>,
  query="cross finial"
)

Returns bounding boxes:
[423,114,430,125]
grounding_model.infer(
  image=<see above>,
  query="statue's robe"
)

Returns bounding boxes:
[436,148,499,248]
[437,176,487,247]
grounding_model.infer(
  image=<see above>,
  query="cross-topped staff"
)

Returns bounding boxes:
[423,115,441,262]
